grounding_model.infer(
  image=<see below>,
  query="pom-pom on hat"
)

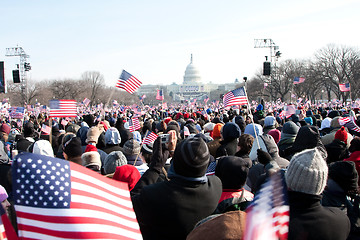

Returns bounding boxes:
[335,126,348,143]
[286,148,328,195]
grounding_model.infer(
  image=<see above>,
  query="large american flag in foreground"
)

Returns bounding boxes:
[116,70,142,94]
[49,100,77,118]
[223,87,248,107]
[338,116,360,133]
[12,152,142,240]
[244,170,289,240]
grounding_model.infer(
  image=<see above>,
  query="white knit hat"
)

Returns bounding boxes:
[285,148,328,195]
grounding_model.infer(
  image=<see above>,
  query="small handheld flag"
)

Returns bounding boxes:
[156,89,164,101]
[293,77,305,84]
[339,83,350,92]
[116,70,142,94]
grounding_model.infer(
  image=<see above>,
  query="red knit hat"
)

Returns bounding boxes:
[85,144,97,152]
[184,113,190,119]
[335,126,348,143]
[113,165,141,191]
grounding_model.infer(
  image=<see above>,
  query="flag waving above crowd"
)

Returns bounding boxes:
[339,83,351,92]
[223,87,248,108]
[116,70,142,94]
[49,100,77,118]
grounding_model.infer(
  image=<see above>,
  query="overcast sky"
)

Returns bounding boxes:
[1,0,359,87]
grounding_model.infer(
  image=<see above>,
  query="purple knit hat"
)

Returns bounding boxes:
[0,185,8,202]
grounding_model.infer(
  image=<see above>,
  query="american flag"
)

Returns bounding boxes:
[339,83,351,92]
[82,98,91,107]
[205,161,216,176]
[339,117,360,133]
[128,118,141,132]
[223,87,248,107]
[61,119,69,126]
[49,100,77,118]
[12,152,142,240]
[1,203,19,240]
[41,124,52,135]
[244,171,289,240]
[9,107,25,119]
[140,95,146,101]
[116,70,142,94]
[204,97,209,103]
[156,89,164,101]
[293,77,305,84]
[142,131,158,145]
[279,105,296,119]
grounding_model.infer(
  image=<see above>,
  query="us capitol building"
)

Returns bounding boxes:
[138,54,242,102]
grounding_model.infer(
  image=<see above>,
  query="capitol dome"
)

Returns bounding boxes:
[183,54,201,84]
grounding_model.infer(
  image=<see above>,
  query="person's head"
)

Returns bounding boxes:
[103,151,127,175]
[212,123,224,139]
[0,185,10,213]
[221,122,241,141]
[238,134,254,155]
[81,144,101,171]
[334,126,348,144]
[268,129,281,144]
[33,140,54,157]
[105,127,121,146]
[286,148,328,195]
[172,136,210,177]
[328,161,358,196]
[86,126,101,144]
[215,156,250,189]
[113,165,141,191]
[63,137,82,161]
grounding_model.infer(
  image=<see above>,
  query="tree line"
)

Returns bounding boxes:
[247,44,360,103]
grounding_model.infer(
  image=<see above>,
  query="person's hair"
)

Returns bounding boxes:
[238,134,254,154]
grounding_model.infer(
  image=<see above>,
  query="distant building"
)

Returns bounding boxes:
[138,54,243,102]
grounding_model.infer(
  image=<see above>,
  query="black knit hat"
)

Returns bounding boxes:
[329,161,358,194]
[172,136,210,177]
[63,137,82,158]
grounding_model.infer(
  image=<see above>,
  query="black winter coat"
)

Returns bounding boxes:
[131,168,222,240]
[288,191,350,240]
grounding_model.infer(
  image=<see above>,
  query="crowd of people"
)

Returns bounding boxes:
[1,101,360,239]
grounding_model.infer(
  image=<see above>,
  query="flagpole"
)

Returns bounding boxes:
[49,117,52,147]
[243,86,261,149]
[134,130,148,166]
[106,87,116,108]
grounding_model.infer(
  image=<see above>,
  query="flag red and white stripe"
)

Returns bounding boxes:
[12,152,142,240]
[116,70,142,94]
[223,87,248,108]
[128,118,141,132]
[41,124,52,135]
[49,100,77,118]
[142,132,158,145]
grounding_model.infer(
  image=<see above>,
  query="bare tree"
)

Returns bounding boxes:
[81,71,105,104]
[315,44,360,101]
[50,79,86,100]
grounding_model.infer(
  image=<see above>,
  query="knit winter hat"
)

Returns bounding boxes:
[0,185,8,202]
[103,151,127,174]
[286,148,328,195]
[244,123,263,138]
[221,122,241,140]
[82,144,101,169]
[63,137,82,158]
[105,127,121,145]
[122,139,141,156]
[33,140,54,157]
[268,129,281,144]
[212,123,224,139]
[0,123,11,135]
[264,116,276,127]
[86,126,101,144]
[281,121,299,136]
[203,122,215,132]
[334,126,348,143]
[329,161,358,194]
[304,117,313,125]
[113,165,141,191]
[132,131,142,144]
[172,136,210,177]
[349,137,360,153]
[330,116,341,129]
